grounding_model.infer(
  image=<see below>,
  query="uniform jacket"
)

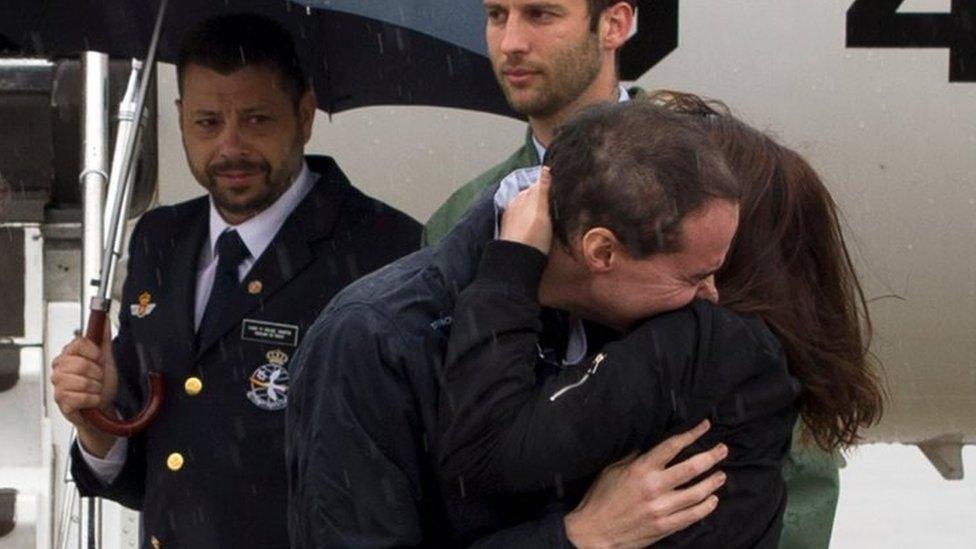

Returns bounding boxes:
[439,240,801,548]
[286,185,574,547]
[421,87,842,548]
[71,155,421,548]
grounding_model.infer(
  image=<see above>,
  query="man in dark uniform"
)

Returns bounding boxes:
[49,13,420,548]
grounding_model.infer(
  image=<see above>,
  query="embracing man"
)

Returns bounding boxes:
[285,99,790,546]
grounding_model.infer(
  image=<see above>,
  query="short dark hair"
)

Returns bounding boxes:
[176,13,309,106]
[586,0,638,31]
[546,100,740,258]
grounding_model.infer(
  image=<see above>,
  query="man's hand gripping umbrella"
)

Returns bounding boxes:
[52,1,172,440]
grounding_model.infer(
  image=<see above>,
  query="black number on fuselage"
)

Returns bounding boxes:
[847,0,975,82]
[619,1,679,80]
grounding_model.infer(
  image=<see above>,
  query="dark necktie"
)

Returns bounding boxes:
[197,229,249,347]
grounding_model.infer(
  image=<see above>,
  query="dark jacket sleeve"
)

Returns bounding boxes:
[70,216,154,510]
[286,300,577,548]
[439,240,800,548]
[467,512,570,548]
[287,303,428,547]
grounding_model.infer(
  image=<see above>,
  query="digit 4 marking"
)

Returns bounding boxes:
[847,0,975,82]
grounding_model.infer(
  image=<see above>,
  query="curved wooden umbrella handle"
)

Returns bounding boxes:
[78,307,165,438]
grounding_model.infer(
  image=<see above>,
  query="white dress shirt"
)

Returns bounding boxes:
[79,163,316,484]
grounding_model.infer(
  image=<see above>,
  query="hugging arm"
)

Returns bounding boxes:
[438,240,667,494]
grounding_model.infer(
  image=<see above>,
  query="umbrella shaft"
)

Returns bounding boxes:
[96,0,168,302]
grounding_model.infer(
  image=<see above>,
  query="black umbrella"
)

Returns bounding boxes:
[0,0,514,116]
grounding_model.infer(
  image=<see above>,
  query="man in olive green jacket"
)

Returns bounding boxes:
[425,1,841,547]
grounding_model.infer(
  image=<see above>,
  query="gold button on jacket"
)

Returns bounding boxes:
[166,452,184,471]
[184,376,203,396]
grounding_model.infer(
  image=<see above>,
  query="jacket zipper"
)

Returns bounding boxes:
[549,352,606,402]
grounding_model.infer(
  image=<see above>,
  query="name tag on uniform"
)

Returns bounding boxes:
[241,319,299,347]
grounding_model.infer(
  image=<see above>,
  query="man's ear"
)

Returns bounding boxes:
[298,89,316,144]
[599,1,636,51]
[580,227,620,273]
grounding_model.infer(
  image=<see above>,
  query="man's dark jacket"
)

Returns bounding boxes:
[70,155,421,548]
[287,183,575,547]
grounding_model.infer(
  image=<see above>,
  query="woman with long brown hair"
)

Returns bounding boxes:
[437,94,885,547]
[658,90,885,452]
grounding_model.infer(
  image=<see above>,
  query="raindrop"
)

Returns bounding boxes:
[733,395,746,420]
[553,473,565,499]
[395,28,405,52]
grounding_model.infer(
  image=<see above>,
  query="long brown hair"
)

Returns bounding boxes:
[648,91,885,451]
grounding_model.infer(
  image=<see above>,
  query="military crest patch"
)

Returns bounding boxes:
[130,291,157,318]
[246,349,290,411]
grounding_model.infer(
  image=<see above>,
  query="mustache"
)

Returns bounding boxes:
[495,54,539,73]
[207,158,270,176]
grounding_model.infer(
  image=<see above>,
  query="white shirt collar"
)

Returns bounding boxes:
[207,162,316,262]
[531,85,631,162]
